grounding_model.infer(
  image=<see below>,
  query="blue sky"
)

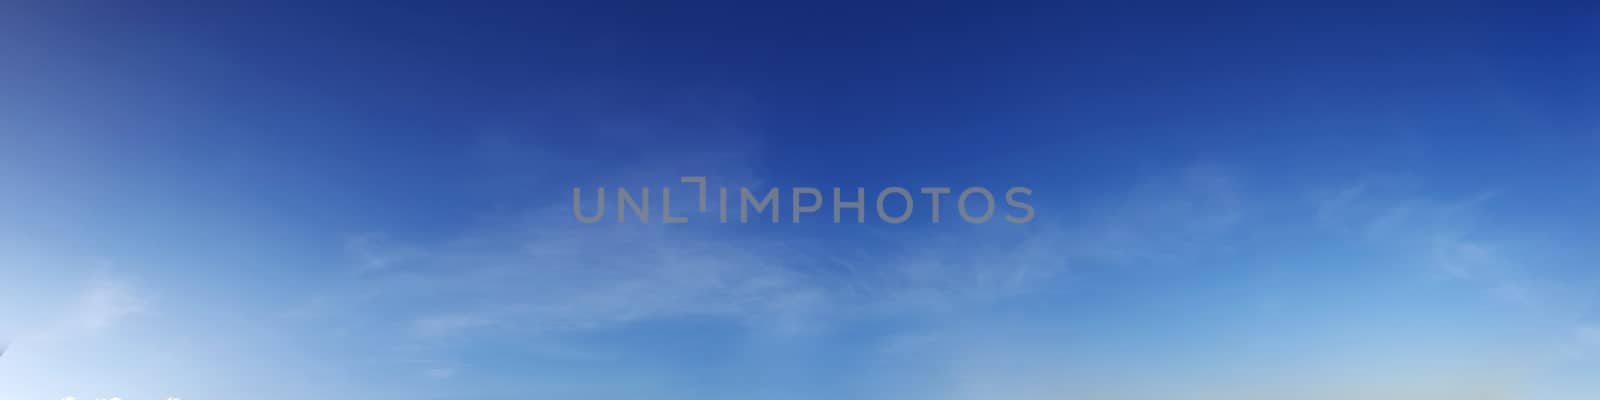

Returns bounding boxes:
[2,2,1599,399]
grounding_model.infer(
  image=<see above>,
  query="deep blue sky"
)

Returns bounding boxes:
[2,2,1599,399]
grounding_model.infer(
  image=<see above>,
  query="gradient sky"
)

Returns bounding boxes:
[2,2,1599,399]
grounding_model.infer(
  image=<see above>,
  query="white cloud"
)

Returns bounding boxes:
[424,367,455,379]
[1578,326,1600,348]
[1311,181,1521,284]
[344,234,428,273]
[413,314,496,338]
[1066,164,1246,266]
[314,172,1263,375]
[1486,282,1533,306]
[76,277,150,331]
[313,163,1271,349]
[1431,235,1500,279]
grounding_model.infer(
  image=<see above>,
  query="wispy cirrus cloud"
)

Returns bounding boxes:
[1065,164,1246,267]
[75,276,152,331]
[293,161,1260,397]
[1309,177,1600,386]
[1310,179,1511,281]
[1577,326,1600,349]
